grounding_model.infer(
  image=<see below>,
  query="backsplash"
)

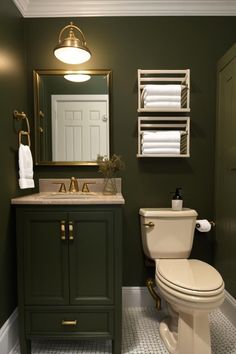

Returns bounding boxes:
[39,178,122,193]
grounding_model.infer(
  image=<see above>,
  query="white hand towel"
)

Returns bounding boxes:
[142,84,182,96]
[142,142,180,149]
[142,147,180,154]
[144,101,181,109]
[18,143,35,189]
[19,178,35,189]
[142,131,181,143]
[144,95,181,103]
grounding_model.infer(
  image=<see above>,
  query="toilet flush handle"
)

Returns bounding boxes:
[143,221,154,228]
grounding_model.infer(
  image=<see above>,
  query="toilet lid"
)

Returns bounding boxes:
[157,259,223,293]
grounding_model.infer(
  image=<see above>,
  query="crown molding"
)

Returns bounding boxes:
[12,0,236,18]
[12,0,29,16]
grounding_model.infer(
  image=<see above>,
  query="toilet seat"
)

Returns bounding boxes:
[155,259,224,298]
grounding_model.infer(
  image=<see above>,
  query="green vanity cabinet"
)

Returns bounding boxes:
[16,205,122,354]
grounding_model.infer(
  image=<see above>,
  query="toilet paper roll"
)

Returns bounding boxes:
[196,219,211,232]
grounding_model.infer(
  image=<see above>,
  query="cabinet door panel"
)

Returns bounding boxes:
[23,211,69,305]
[69,211,114,305]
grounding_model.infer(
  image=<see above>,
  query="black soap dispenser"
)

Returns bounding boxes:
[172,187,183,211]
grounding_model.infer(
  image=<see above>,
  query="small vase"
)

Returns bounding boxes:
[103,177,117,195]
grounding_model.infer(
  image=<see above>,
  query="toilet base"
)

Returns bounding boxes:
[159,311,211,354]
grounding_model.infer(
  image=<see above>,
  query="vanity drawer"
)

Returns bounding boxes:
[25,309,113,337]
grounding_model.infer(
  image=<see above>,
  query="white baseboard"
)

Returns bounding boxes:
[220,290,236,327]
[122,286,154,308]
[0,308,18,354]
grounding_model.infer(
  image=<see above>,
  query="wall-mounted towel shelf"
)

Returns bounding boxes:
[137,116,190,158]
[138,69,190,113]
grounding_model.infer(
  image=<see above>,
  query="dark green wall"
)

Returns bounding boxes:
[0,0,27,327]
[24,17,236,288]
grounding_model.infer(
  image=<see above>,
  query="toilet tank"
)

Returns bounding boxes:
[139,208,198,259]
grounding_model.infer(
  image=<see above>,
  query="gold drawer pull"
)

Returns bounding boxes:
[62,320,77,326]
[69,221,74,240]
[60,221,66,240]
[143,222,154,228]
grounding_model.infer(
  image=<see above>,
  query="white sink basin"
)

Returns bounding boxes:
[41,192,99,199]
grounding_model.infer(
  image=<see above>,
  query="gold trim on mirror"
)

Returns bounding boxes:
[33,69,112,166]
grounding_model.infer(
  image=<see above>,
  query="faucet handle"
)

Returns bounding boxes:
[82,182,95,193]
[53,182,67,193]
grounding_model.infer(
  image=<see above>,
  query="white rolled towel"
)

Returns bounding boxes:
[144,101,181,109]
[142,131,181,143]
[142,147,180,154]
[196,219,212,232]
[144,95,181,103]
[142,84,182,96]
[142,142,180,148]
[18,143,35,189]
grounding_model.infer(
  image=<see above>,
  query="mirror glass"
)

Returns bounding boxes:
[33,69,112,165]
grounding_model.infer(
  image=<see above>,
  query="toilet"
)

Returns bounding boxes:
[139,208,225,354]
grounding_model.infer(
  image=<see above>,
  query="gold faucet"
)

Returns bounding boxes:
[68,177,79,193]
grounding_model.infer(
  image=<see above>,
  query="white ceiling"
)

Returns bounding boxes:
[12,0,236,17]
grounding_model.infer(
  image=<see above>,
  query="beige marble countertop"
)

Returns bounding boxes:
[11,192,125,205]
[11,178,125,205]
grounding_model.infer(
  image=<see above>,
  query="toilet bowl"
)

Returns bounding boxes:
[139,208,225,354]
[155,259,224,354]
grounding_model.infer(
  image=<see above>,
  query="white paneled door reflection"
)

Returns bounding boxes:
[51,95,109,161]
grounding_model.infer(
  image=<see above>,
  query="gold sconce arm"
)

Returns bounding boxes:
[58,22,87,46]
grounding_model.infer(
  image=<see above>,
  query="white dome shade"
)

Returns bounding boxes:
[54,46,91,64]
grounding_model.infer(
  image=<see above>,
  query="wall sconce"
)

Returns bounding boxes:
[54,22,91,65]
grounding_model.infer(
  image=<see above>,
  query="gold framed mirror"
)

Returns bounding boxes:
[33,69,112,165]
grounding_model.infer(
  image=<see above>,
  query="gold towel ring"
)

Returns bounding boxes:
[14,110,31,147]
[18,131,31,147]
